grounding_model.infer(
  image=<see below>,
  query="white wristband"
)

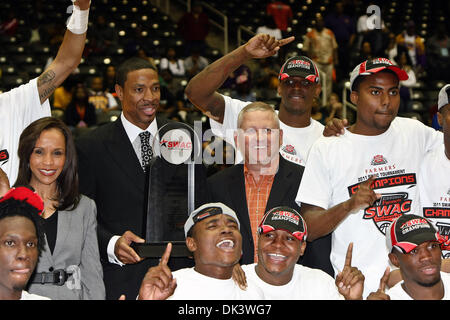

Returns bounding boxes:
[67,5,89,34]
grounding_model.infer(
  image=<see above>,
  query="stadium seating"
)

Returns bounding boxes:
[0,0,447,125]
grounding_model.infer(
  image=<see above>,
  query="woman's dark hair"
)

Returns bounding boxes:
[0,197,45,255]
[115,57,157,87]
[14,117,80,211]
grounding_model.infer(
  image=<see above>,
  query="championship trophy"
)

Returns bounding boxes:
[131,121,207,258]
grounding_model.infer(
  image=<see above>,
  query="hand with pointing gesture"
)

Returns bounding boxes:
[244,34,295,60]
[335,242,365,300]
[346,175,381,214]
[138,243,177,300]
[115,230,145,264]
[323,118,349,137]
[366,267,391,300]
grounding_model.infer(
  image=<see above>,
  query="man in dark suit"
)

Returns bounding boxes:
[207,102,333,276]
[75,58,202,299]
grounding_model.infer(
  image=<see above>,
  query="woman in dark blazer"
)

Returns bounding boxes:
[14,117,105,299]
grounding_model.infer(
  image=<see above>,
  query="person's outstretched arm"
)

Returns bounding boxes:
[301,176,381,241]
[37,0,91,104]
[185,34,294,123]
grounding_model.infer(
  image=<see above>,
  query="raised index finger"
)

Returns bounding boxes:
[278,36,295,47]
[379,267,390,292]
[344,242,353,267]
[362,175,376,189]
[159,242,172,266]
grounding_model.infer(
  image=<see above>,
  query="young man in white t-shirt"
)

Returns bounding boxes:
[136,203,263,300]
[0,0,90,187]
[380,84,450,289]
[296,58,443,297]
[185,34,325,167]
[418,84,450,258]
[367,214,450,300]
[239,206,364,300]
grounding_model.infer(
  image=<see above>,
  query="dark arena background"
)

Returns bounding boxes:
[1,0,448,145]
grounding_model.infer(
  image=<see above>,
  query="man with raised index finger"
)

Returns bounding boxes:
[238,206,364,300]
[296,57,443,297]
[137,203,264,300]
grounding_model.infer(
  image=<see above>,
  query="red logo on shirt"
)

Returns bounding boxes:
[282,144,296,155]
[363,192,411,234]
[0,149,9,163]
[348,174,416,235]
[371,154,387,165]
[435,222,450,258]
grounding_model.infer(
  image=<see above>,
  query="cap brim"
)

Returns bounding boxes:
[396,233,439,253]
[377,65,409,81]
[279,69,318,83]
[351,65,408,91]
[364,65,409,81]
[438,84,450,110]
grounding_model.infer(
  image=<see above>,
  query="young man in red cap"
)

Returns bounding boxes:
[296,58,443,297]
[368,214,450,300]
[240,206,365,300]
[386,84,450,288]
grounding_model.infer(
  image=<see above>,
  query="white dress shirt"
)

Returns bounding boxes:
[107,113,159,266]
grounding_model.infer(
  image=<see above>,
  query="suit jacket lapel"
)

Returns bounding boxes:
[40,233,55,267]
[104,118,146,192]
[266,157,293,211]
[52,210,72,259]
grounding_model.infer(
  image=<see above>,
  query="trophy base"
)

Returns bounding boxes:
[131,241,191,258]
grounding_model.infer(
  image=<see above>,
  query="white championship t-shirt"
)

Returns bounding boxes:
[209,94,324,166]
[386,272,450,300]
[296,117,442,297]
[241,263,344,300]
[0,78,51,184]
[167,267,264,300]
[418,144,450,258]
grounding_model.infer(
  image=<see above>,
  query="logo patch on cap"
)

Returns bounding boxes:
[399,218,431,235]
[271,210,300,225]
[286,59,311,70]
[258,206,307,242]
[278,56,320,83]
[371,57,394,66]
[193,206,223,223]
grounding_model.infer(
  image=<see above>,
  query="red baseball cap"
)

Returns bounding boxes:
[350,58,409,91]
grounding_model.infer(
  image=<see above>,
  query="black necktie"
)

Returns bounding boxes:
[139,131,153,172]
